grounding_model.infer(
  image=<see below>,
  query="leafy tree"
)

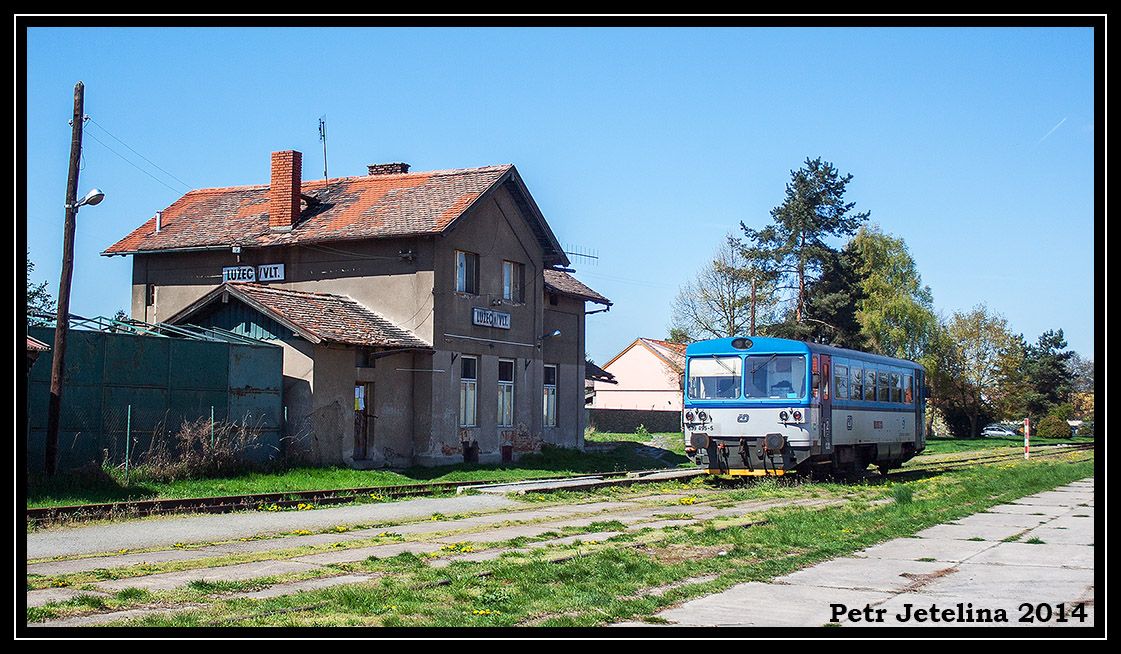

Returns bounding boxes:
[671,237,779,340]
[666,328,693,345]
[1021,329,1075,419]
[850,225,938,361]
[944,305,1018,437]
[1068,352,1094,394]
[26,250,55,325]
[1035,414,1072,439]
[763,244,868,349]
[739,157,869,324]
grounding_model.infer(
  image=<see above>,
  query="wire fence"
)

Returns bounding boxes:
[26,401,283,475]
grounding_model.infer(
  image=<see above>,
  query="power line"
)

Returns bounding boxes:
[87,117,193,191]
[83,130,184,195]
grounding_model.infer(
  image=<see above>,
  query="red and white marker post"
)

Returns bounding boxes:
[1024,418,1031,459]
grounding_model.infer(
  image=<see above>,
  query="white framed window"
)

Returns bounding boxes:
[543,364,558,427]
[498,358,515,427]
[459,355,478,427]
[502,260,524,302]
[455,250,479,295]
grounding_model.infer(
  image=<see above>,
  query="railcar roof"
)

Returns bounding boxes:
[684,337,923,370]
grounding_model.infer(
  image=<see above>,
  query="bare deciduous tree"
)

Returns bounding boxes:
[670,237,779,341]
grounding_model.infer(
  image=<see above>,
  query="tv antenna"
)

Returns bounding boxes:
[318,115,329,190]
[564,243,599,266]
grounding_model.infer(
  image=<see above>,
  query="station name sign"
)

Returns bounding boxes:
[472,307,511,329]
[222,264,285,283]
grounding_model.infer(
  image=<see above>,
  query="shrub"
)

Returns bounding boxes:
[634,424,651,440]
[1035,414,1072,439]
[132,416,266,482]
[1078,420,1094,436]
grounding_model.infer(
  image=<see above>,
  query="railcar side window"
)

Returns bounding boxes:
[865,369,877,401]
[745,355,806,400]
[687,357,742,399]
[891,371,902,403]
[878,371,890,402]
[904,374,913,404]
[851,366,863,401]
[835,365,849,401]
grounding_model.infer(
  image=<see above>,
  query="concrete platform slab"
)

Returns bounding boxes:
[984,503,1070,517]
[93,560,320,592]
[1019,525,1093,546]
[1047,512,1095,529]
[777,557,953,593]
[967,541,1093,569]
[27,494,519,560]
[28,548,228,577]
[952,512,1051,529]
[1013,493,1092,507]
[854,537,995,563]
[293,542,442,565]
[919,561,1093,602]
[27,587,107,608]
[656,582,893,627]
[914,523,1028,542]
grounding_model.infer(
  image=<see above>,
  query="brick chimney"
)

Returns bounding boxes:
[367,162,410,176]
[269,150,302,231]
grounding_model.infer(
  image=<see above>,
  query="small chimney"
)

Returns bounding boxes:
[269,150,302,231]
[154,211,162,233]
[367,162,410,176]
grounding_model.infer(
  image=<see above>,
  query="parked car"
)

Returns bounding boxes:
[981,424,1018,438]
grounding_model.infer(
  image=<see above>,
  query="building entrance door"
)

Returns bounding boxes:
[354,383,374,460]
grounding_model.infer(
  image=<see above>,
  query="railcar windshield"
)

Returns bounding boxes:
[687,356,742,399]
[745,354,807,399]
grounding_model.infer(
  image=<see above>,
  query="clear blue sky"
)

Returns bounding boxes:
[25,27,1095,362]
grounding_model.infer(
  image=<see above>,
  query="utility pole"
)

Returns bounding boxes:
[750,278,757,337]
[44,81,85,476]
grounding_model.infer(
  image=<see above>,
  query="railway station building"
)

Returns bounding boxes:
[103,151,611,468]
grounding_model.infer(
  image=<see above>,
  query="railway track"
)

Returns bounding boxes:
[27,443,1093,526]
[25,470,642,526]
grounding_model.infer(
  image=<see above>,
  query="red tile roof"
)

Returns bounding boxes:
[169,283,430,349]
[103,165,516,255]
[543,269,610,306]
[26,335,50,352]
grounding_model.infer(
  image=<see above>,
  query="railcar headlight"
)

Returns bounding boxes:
[779,410,789,422]
[685,411,695,423]
[792,410,803,422]
[698,411,708,422]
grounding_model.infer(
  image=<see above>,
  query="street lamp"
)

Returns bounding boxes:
[73,188,105,208]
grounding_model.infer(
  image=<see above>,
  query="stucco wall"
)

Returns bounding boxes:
[593,343,683,411]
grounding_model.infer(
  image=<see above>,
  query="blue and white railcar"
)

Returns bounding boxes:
[682,337,927,476]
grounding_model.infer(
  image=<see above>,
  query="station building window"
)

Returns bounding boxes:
[460,355,478,427]
[502,260,525,302]
[543,364,558,427]
[456,250,479,295]
[498,358,515,427]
